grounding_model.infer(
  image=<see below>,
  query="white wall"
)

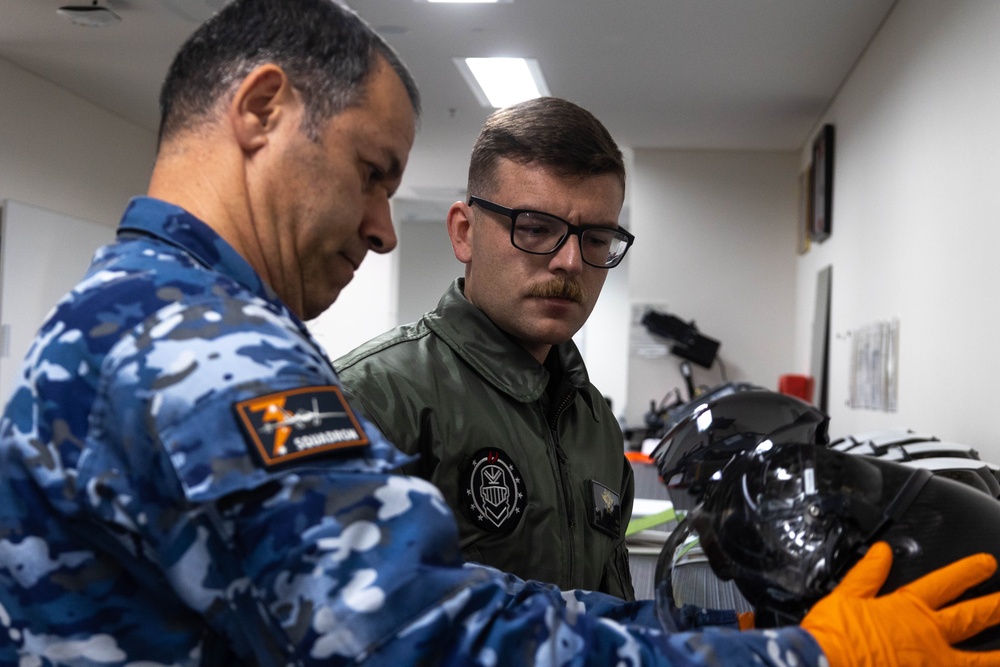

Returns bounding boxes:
[0,58,155,227]
[0,58,156,399]
[575,255,630,424]
[395,217,462,326]
[307,250,401,362]
[626,149,800,426]
[0,202,115,405]
[308,198,459,361]
[795,0,1000,457]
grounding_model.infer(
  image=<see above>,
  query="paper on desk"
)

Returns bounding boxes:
[632,498,673,517]
[626,498,676,537]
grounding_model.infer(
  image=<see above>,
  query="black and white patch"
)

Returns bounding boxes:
[588,479,622,538]
[462,448,526,532]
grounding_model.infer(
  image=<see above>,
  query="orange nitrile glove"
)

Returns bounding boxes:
[801,541,1000,667]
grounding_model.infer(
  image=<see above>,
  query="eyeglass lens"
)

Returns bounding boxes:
[514,212,629,267]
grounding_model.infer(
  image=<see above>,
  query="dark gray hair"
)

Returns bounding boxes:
[158,0,420,145]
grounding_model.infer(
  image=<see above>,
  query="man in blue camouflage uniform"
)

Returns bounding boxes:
[3,0,1000,665]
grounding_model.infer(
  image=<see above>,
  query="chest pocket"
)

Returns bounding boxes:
[588,479,623,538]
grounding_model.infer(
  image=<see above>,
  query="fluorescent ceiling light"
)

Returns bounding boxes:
[455,57,550,108]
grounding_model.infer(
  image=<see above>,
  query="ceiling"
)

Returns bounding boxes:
[1,0,897,204]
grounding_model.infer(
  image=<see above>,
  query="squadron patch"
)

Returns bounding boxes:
[234,386,369,468]
[462,448,526,532]
[588,479,622,538]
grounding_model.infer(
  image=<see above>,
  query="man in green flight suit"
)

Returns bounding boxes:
[336,96,637,599]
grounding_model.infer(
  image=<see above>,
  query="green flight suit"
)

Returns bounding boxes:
[335,279,636,599]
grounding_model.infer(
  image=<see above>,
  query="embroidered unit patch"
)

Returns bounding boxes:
[234,386,369,467]
[462,448,526,532]
[588,479,622,538]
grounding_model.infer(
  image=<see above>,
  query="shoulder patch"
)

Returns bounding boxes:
[588,479,622,538]
[234,386,369,468]
[462,448,526,532]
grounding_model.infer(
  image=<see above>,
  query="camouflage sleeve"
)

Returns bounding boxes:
[91,293,825,666]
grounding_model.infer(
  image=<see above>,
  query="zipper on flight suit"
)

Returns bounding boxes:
[548,388,577,579]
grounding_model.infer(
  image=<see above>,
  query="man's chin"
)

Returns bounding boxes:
[304,286,344,322]
[526,322,584,348]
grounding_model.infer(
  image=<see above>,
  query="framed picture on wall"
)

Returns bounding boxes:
[798,164,813,254]
[810,123,835,243]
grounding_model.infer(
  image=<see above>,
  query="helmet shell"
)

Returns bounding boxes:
[685,443,1000,649]
[650,389,829,512]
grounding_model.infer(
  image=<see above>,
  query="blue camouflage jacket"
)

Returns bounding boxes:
[0,196,824,666]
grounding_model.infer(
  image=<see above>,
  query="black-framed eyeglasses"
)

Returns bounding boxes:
[468,196,634,269]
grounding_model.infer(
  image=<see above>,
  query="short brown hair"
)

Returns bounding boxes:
[467,97,625,197]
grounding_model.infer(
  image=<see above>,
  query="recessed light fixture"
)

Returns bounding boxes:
[455,57,550,108]
[418,0,510,4]
[57,1,121,27]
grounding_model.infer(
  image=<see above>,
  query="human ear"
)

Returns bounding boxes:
[229,64,294,152]
[447,201,473,264]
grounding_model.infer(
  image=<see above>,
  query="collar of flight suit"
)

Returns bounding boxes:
[424,278,601,422]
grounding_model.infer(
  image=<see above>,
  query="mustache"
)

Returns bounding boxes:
[527,279,585,303]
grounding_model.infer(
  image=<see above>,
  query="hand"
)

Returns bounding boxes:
[801,541,1000,667]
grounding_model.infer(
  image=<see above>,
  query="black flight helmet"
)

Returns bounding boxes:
[675,442,1000,650]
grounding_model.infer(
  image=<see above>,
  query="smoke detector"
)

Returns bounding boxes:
[57,1,121,27]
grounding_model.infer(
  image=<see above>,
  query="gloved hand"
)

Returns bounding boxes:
[801,541,1000,667]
